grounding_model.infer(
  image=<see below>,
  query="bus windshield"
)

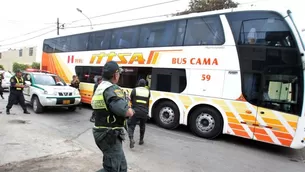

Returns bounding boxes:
[287,10,305,50]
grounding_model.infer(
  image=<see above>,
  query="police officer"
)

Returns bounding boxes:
[128,79,151,148]
[6,70,30,115]
[91,61,134,172]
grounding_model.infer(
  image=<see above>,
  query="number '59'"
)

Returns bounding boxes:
[201,74,211,81]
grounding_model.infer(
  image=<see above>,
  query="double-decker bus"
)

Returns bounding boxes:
[40,7,305,149]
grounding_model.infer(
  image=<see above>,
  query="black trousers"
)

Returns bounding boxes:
[127,114,147,140]
[6,91,27,111]
[0,85,3,97]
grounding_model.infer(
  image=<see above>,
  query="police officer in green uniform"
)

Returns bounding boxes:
[91,61,134,172]
[6,70,30,115]
[128,79,151,148]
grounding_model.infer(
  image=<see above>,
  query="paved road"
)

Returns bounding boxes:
[0,91,305,172]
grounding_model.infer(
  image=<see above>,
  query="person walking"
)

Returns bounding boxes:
[0,72,4,99]
[91,61,134,172]
[127,79,150,148]
[6,70,30,115]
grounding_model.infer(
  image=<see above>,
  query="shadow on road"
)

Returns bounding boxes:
[146,119,304,162]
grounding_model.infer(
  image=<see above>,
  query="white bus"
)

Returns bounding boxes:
[40,7,305,149]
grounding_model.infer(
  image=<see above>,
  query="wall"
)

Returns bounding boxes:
[0,47,37,71]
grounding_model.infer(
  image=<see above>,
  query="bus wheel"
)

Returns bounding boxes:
[154,101,179,129]
[189,107,223,139]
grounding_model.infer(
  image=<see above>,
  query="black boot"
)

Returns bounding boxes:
[6,109,10,115]
[139,129,145,145]
[139,139,144,145]
[129,136,135,148]
[24,110,30,114]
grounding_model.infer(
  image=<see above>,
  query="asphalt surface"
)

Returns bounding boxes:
[0,91,305,172]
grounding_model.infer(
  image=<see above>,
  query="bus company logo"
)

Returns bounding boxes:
[89,50,182,65]
[67,55,83,64]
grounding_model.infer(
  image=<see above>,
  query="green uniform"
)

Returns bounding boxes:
[91,80,129,172]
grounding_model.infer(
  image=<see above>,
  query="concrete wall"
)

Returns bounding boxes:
[0,47,37,71]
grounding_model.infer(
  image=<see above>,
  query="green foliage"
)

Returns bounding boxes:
[0,65,4,70]
[12,62,30,73]
[12,62,41,73]
[174,0,239,16]
[31,62,40,69]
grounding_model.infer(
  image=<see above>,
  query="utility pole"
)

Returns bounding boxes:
[57,18,59,35]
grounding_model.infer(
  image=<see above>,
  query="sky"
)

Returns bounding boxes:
[0,0,303,52]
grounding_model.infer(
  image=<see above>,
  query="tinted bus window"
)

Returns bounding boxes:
[184,15,225,45]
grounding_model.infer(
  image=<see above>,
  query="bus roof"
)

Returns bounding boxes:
[44,6,291,39]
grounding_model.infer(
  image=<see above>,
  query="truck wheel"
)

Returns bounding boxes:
[32,96,43,114]
[189,107,223,139]
[154,100,180,129]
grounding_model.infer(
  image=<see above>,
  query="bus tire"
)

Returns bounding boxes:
[189,107,223,139]
[154,100,180,129]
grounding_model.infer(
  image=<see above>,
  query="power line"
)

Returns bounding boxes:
[64,13,173,29]
[0,0,180,44]
[0,29,56,47]
[4,20,56,25]
[68,0,181,24]
[0,25,55,43]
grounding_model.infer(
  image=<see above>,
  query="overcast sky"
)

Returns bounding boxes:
[0,0,303,51]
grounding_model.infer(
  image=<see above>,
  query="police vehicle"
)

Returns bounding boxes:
[22,69,81,113]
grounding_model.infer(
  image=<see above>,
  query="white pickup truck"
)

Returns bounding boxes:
[22,70,81,113]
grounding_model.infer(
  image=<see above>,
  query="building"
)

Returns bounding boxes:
[0,47,37,71]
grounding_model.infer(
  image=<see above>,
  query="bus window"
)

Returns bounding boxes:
[138,21,179,47]
[184,15,225,45]
[111,26,139,49]
[43,39,56,53]
[226,11,304,116]
[151,68,187,93]
[70,33,89,51]
[118,67,152,88]
[88,30,111,50]
[75,66,103,84]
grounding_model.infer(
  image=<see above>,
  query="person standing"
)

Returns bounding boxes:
[70,75,80,89]
[128,79,150,148]
[0,72,4,99]
[6,70,30,115]
[90,76,102,122]
[91,61,134,172]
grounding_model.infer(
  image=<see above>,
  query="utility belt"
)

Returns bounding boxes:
[93,126,125,145]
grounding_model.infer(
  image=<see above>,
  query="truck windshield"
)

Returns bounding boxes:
[33,74,66,86]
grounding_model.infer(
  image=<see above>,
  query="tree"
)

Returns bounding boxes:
[31,62,40,69]
[12,62,29,73]
[175,0,239,16]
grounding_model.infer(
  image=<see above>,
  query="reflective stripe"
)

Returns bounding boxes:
[91,81,113,109]
[135,87,149,97]
[136,100,147,104]
[94,126,124,130]
[15,77,24,91]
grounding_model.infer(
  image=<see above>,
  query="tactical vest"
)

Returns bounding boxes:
[91,81,126,128]
[15,77,24,91]
[131,87,150,113]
